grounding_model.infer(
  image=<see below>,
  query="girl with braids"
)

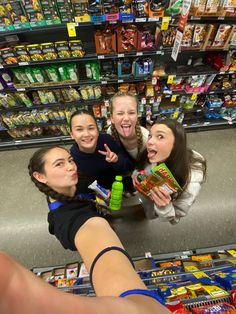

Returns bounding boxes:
[69,110,134,190]
[1,145,172,314]
[133,118,207,223]
[107,92,149,196]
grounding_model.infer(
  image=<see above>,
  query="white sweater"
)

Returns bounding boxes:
[138,152,205,224]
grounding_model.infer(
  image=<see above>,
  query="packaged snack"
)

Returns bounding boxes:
[192,302,236,313]
[66,262,79,279]
[0,47,18,64]
[55,41,71,58]
[162,26,177,47]
[15,45,31,62]
[5,1,30,30]
[45,65,60,82]
[69,40,85,57]
[192,24,207,48]
[134,163,181,197]
[27,44,44,61]
[212,24,232,47]
[41,43,58,60]
[181,24,194,47]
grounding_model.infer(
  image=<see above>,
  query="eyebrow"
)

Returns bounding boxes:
[153,130,166,135]
[52,158,65,166]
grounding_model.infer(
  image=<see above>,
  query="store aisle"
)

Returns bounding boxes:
[0,128,235,269]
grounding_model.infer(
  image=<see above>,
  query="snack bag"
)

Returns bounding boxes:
[135,163,181,197]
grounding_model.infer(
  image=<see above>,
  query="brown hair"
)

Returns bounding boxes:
[28,146,79,202]
[110,92,144,161]
[153,118,207,196]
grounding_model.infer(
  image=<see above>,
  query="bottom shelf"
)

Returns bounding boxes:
[31,243,236,313]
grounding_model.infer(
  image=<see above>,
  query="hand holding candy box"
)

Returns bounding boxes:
[133,163,181,198]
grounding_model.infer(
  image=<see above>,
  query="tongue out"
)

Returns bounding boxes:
[122,126,131,137]
[148,150,157,160]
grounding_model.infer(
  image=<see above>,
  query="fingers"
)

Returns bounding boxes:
[98,150,107,156]
[98,145,118,163]
[104,144,111,154]
[150,187,171,207]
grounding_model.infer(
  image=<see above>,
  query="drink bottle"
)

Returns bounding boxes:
[109,176,123,210]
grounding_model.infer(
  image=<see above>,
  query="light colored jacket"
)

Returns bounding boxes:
[138,152,205,224]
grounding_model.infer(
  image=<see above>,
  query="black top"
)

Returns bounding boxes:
[70,133,134,189]
[48,199,100,251]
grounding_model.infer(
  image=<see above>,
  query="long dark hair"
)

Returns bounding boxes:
[152,119,206,195]
[110,91,144,162]
[69,110,98,132]
[28,146,80,202]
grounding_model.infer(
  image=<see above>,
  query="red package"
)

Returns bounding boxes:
[166,301,190,314]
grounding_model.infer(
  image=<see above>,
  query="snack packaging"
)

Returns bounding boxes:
[135,163,181,197]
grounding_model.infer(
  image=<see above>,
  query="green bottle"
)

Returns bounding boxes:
[109,176,123,210]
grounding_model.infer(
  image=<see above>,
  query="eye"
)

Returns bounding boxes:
[157,134,164,139]
[55,161,64,167]
[69,157,74,164]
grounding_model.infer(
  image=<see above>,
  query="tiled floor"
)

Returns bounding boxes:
[0,127,235,269]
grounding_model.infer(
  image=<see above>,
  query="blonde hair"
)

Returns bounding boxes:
[110,91,144,161]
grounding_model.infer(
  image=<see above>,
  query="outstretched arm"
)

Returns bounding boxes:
[0,250,170,314]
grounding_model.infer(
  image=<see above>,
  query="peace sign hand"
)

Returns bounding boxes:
[98,144,118,163]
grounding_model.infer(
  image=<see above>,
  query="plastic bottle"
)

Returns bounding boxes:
[109,176,123,210]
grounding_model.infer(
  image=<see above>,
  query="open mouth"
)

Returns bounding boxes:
[121,125,131,137]
[147,149,157,160]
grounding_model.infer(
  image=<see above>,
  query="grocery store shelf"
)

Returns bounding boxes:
[0,99,101,113]
[0,119,235,150]
[1,15,235,36]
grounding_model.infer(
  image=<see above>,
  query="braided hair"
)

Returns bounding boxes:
[110,91,144,162]
[28,146,79,202]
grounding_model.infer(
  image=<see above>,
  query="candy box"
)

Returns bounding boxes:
[134,163,181,197]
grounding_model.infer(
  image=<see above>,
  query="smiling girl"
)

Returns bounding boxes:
[70,110,134,190]
[134,118,206,223]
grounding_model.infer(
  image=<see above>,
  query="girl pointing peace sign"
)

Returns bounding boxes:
[70,110,134,191]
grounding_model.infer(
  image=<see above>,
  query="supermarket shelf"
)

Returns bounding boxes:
[2,71,235,93]
[0,119,235,150]
[0,99,101,113]
[1,15,235,36]
[183,118,236,131]
[0,135,73,151]
[1,47,235,69]
[1,89,235,114]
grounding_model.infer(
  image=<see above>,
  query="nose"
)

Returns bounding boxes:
[67,163,74,171]
[123,113,129,121]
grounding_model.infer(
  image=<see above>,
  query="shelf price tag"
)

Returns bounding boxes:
[171,94,177,102]
[67,23,77,37]
[161,16,170,31]
[167,75,175,84]
[191,93,197,100]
